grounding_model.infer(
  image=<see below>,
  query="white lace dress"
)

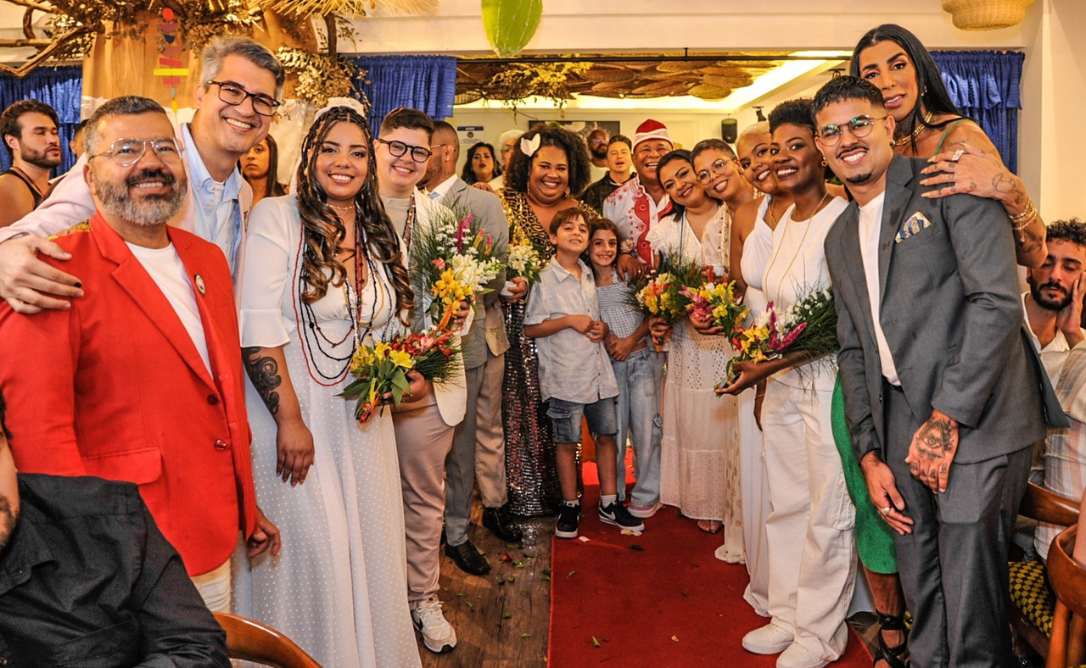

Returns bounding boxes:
[232,195,422,668]
[649,206,744,563]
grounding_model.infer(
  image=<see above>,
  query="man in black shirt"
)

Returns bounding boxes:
[580,134,635,215]
[0,391,230,668]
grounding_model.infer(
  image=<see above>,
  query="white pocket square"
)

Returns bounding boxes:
[895,212,933,243]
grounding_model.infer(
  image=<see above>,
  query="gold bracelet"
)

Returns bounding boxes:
[1014,210,1039,234]
[1009,198,1035,225]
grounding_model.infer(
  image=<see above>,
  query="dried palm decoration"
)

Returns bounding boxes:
[276,46,365,108]
[256,0,436,20]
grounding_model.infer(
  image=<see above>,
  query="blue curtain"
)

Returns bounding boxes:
[931,50,1023,174]
[0,66,84,175]
[349,55,457,132]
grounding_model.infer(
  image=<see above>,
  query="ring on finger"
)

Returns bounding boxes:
[951,149,965,162]
[880,506,891,517]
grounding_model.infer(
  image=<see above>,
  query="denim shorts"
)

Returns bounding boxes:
[546,396,618,444]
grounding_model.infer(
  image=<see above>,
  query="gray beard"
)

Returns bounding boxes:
[92,169,186,227]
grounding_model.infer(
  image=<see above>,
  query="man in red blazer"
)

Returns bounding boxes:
[0,95,279,612]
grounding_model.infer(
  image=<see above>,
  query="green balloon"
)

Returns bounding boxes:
[481,0,543,57]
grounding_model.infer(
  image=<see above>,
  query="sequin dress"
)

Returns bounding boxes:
[500,190,597,516]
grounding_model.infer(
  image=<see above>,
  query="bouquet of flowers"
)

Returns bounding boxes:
[411,208,504,329]
[719,288,839,387]
[681,280,749,334]
[629,252,706,350]
[340,328,460,423]
[505,237,543,283]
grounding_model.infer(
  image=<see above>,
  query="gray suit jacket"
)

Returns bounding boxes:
[825,154,1066,465]
[440,177,510,370]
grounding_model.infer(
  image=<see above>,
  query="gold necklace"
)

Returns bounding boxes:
[329,202,355,212]
[791,191,831,223]
[894,110,933,147]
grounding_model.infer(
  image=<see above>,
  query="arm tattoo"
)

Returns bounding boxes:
[243,347,282,415]
[916,417,955,459]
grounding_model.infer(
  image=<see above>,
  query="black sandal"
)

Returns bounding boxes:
[874,612,909,668]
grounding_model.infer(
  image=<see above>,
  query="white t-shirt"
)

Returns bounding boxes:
[761,196,848,390]
[127,242,212,375]
[856,192,901,386]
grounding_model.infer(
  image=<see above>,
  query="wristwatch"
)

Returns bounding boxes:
[620,239,635,254]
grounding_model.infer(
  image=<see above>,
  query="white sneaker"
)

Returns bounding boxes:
[627,501,663,519]
[742,622,794,655]
[776,641,830,668]
[411,596,456,653]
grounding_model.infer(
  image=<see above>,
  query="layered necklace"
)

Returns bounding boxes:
[294,202,390,386]
[894,110,933,147]
[763,190,831,304]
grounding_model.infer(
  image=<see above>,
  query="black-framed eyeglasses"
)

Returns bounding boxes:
[695,158,733,185]
[206,80,280,117]
[377,138,432,163]
[89,138,184,167]
[817,115,887,145]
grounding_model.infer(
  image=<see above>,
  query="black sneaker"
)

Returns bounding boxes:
[555,503,581,539]
[599,502,645,532]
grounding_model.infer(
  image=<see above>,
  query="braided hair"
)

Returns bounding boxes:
[294,106,413,319]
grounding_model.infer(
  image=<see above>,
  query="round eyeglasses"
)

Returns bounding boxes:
[695,158,733,185]
[90,138,184,167]
[377,138,433,163]
[816,115,887,146]
[206,80,280,117]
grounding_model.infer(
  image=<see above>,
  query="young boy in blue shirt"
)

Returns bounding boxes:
[524,208,644,538]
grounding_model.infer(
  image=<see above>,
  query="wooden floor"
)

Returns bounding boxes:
[419,497,554,668]
[416,492,880,668]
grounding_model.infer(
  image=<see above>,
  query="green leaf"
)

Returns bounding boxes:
[391,385,403,405]
[481,0,542,57]
[567,570,576,577]
[541,574,551,582]
[457,592,468,598]
[591,636,601,648]
[391,372,411,392]
[502,612,512,619]
[520,633,532,639]
[506,576,515,583]
[466,601,474,608]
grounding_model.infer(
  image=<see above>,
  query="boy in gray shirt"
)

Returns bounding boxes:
[524,208,644,538]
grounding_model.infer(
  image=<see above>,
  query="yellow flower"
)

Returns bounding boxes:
[374,341,390,358]
[389,350,414,370]
[351,347,374,372]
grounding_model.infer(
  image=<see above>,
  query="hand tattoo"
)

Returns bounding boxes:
[243,347,281,415]
[991,172,1016,195]
[916,417,955,459]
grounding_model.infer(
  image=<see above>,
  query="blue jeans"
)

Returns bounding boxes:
[610,348,663,505]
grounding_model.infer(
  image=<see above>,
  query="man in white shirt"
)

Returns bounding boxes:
[1022,220,1086,387]
[602,119,673,271]
[0,36,284,313]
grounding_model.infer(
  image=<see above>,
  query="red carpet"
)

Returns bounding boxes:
[547,462,872,667]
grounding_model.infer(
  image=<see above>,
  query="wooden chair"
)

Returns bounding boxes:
[1010,483,1082,662]
[213,612,323,668]
[1046,526,1086,668]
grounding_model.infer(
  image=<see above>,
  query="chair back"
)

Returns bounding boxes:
[1045,527,1086,668]
[1021,482,1080,527]
[213,612,323,668]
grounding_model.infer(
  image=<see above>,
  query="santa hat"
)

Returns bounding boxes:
[633,119,673,150]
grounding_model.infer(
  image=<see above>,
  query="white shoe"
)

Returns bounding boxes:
[627,501,663,519]
[742,622,794,655]
[776,641,830,668]
[411,596,456,653]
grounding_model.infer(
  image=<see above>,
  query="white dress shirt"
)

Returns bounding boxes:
[856,192,901,386]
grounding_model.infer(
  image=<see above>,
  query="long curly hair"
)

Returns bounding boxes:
[294,106,413,318]
[850,24,966,150]
[504,126,593,197]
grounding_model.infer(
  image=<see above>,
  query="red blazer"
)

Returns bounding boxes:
[0,213,258,576]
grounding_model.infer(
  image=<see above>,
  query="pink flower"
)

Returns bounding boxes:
[432,258,446,271]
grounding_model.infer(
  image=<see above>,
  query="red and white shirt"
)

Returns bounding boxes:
[602,176,672,268]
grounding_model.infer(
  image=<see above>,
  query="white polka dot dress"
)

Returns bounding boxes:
[232,196,422,668]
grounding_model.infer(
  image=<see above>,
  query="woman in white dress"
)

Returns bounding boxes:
[719,100,856,668]
[233,105,423,668]
[648,149,744,563]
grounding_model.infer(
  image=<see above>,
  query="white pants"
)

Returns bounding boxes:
[191,558,232,613]
[738,388,771,616]
[761,381,857,661]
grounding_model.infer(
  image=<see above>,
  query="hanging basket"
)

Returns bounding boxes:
[941,0,1035,30]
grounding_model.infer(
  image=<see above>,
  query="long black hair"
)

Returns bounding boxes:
[461,142,501,185]
[850,24,966,151]
[294,106,413,317]
[242,135,287,199]
[657,149,695,221]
